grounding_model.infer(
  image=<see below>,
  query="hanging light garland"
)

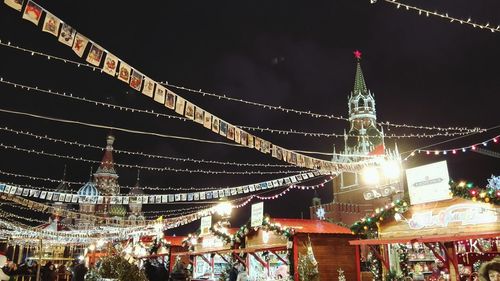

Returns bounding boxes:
[0,126,292,168]
[0,39,483,134]
[0,79,469,139]
[404,135,499,160]
[380,0,500,34]
[0,142,306,175]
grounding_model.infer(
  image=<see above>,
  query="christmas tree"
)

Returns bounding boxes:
[337,268,346,281]
[298,236,320,281]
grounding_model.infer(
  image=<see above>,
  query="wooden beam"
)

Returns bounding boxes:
[250,253,267,268]
[355,246,361,281]
[217,253,230,264]
[232,253,247,268]
[424,242,446,264]
[448,242,460,280]
[368,245,389,271]
[198,254,210,265]
[270,250,288,265]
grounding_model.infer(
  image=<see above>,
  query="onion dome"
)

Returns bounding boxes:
[129,170,144,196]
[109,204,127,217]
[77,181,99,197]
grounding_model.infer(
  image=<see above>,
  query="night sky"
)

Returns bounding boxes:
[0,0,499,235]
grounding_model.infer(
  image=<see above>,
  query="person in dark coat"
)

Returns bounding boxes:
[70,261,87,281]
[41,262,57,281]
[229,264,238,281]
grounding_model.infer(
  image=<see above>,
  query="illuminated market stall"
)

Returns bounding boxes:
[350,197,499,280]
[235,218,358,281]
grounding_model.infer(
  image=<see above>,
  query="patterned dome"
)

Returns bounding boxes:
[109,204,127,217]
[77,181,99,197]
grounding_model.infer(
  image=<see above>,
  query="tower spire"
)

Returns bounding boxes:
[62,164,67,181]
[353,50,368,95]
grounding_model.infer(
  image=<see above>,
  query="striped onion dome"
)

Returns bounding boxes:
[77,181,100,197]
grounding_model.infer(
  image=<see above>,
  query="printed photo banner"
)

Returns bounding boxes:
[0,171,326,205]
[4,0,379,174]
[0,192,214,232]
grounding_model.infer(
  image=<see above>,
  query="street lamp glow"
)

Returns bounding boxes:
[381,160,401,180]
[215,202,233,217]
[362,166,380,184]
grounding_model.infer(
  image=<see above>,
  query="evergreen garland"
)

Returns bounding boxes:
[449,179,499,205]
[367,249,382,281]
[350,199,409,237]
[397,244,410,277]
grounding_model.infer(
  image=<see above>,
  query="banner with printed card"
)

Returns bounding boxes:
[184,101,194,120]
[72,33,89,57]
[212,116,220,133]
[203,112,212,129]
[42,13,60,37]
[86,44,104,66]
[117,62,131,83]
[154,84,166,104]
[175,96,186,115]
[58,23,76,47]
[194,107,204,124]
[129,69,143,91]
[102,53,118,76]
[4,0,24,11]
[22,1,42,25]
[142,77,155,97]
[165,90,176,109]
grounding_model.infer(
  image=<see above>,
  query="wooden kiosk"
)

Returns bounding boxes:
[240,218,358,281]
[350,198,500,280]
[175,230,237,280]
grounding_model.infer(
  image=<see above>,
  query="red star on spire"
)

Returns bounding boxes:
[353,50,362,60]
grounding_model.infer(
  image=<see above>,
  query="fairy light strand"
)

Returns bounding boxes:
[0,126,293,168]
[401,124,500,160]
[0,40,482,134]
[382,0,500,34]
[0,107,385,170]
[0,142,306,175]
[404,134,499,160]
[0,79,472,139]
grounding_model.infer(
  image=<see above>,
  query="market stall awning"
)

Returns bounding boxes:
[349,231,500,245]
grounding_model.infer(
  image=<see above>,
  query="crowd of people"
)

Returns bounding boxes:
[0,257,88,281]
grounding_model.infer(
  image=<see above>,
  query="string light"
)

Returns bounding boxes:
[404,135,500,160]
[0,79,470,139]
[0,76,469,140]
[0,108,378,173]
[0,142,306,175]
[383,0,500,33]
[0,40,483,134]
[0,126,293,168]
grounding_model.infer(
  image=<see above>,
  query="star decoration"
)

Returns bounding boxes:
[316,207,325,220]
[353,50,362,60]
[487,175,499,190]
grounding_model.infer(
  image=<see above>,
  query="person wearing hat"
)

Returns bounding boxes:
[479,257,500,281]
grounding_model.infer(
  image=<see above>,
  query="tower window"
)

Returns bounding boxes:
[358,99,365,107]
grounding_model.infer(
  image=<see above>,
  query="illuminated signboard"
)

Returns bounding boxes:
[405,160,452,205]
[408,204,497,230]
